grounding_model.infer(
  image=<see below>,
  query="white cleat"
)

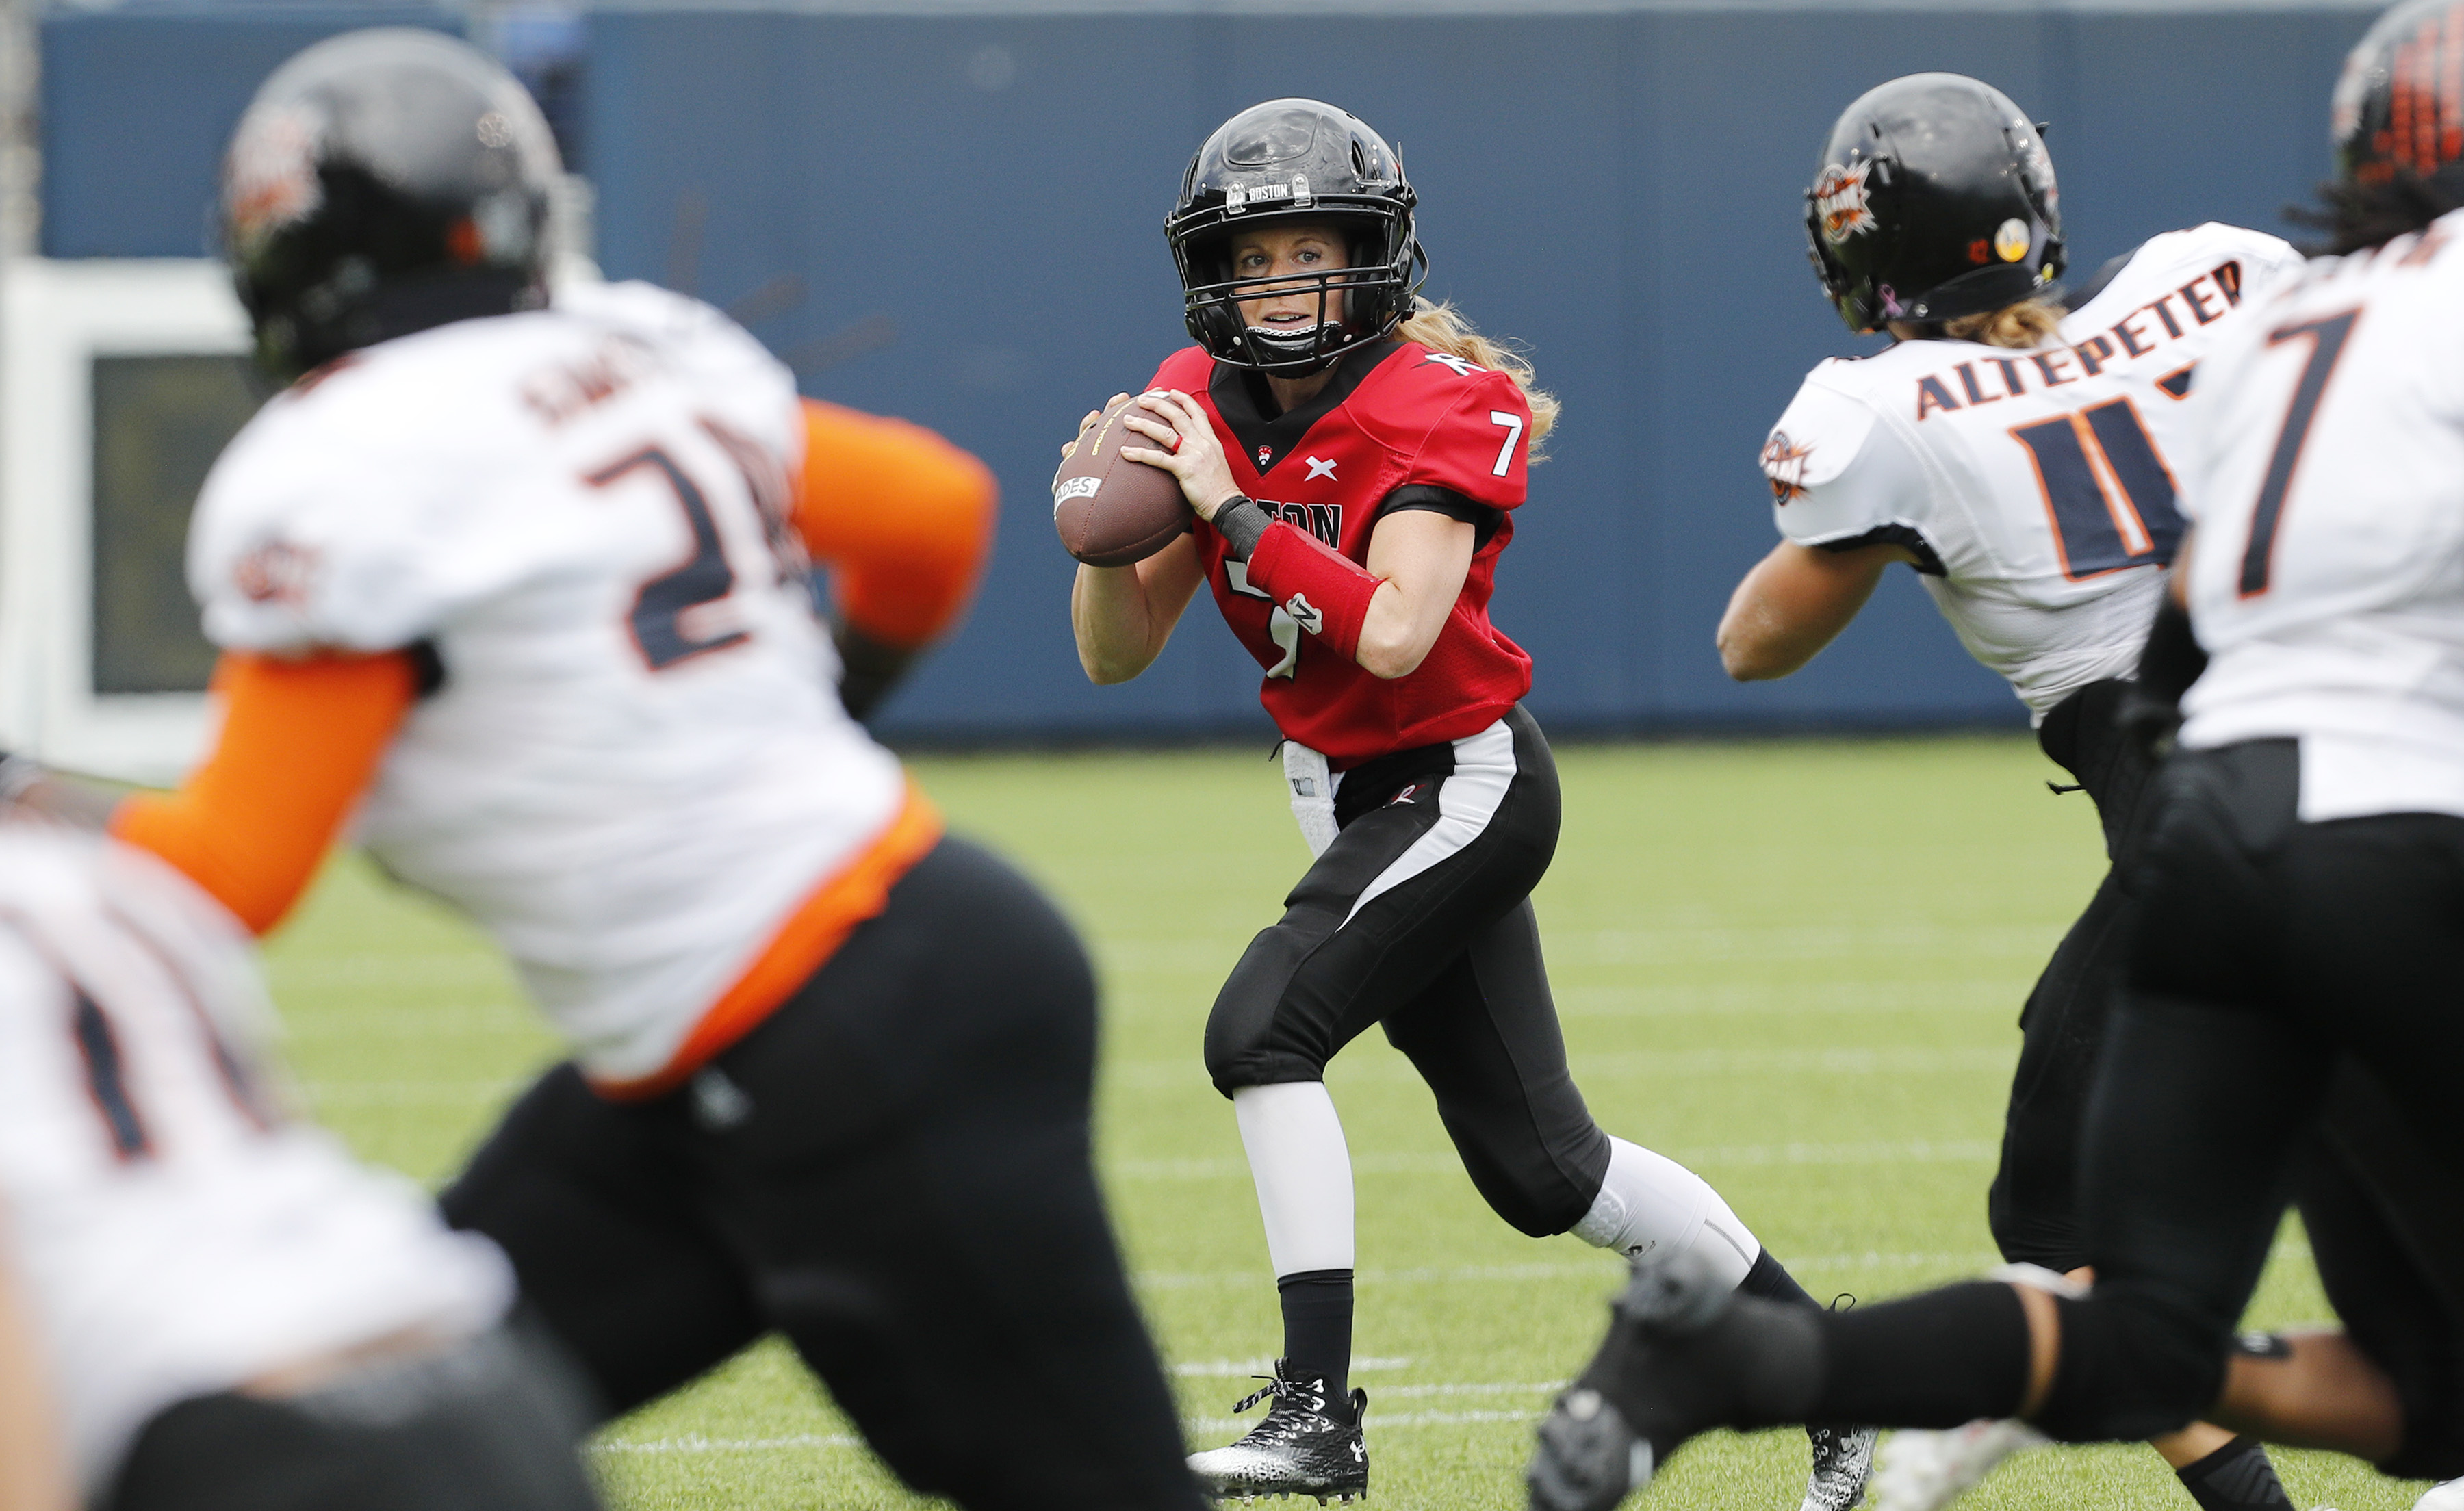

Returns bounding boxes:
[1867,1419,2046,1511]
[2415,1483,2464,1511]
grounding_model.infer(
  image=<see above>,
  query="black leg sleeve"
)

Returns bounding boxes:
[1806,1282,2036,1427]
[2034,995,2332,1443]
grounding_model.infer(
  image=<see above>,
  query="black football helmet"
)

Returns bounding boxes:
[2333,0,2464,187]
[221,28,562,381]
[1804,73,2065,334]
[1165,99,1426,376]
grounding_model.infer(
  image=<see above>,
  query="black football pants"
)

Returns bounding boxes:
[1804,740,2464,1474]
[439,836,1204,1511]
[1202,706,1613,1237]
[2040,739,2464,1468]
[1990,677,2160,1271]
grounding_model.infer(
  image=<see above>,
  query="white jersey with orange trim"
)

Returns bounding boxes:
[2179,212,2464,821]
[1760,223,2304,719]
[0,829,509,1496]
[186,281,906,1082]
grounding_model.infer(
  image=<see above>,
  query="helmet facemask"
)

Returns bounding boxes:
[1167,99,1427,377]
[1174,213,1424,376]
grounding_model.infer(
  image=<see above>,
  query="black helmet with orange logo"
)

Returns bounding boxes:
[2308,0,2464,253]
[222,28,562,380]
[1805,73,2066,335]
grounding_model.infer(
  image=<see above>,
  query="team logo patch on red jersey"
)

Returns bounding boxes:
[1814,161,1875,244]
[1760,431,1816,504]
[1257,445,1273,468]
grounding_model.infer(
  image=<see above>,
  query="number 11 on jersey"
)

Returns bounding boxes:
[2008,396,2187,579]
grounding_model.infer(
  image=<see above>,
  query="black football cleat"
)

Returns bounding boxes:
[1801,1423,1878,1511]
[1188,1359,1368,1503]
[1529,1248,1826,1511]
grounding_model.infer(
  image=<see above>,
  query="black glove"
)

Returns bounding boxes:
[2115,595,2207,761]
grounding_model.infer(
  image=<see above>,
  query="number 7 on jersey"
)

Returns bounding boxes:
[1488,411,1524,478]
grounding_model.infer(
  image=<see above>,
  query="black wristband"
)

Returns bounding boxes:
[1213,495,1270,562]
[2114,593,2207,760]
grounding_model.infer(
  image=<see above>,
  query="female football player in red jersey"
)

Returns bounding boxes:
[1066,98,1868,1509]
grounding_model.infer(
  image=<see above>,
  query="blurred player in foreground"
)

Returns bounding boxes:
[8,29,1205,1511]
[0,826,596,1511]
[1068,97,1867,1508]
[1717,72,2304,1511]
[1526,10,2464,1508]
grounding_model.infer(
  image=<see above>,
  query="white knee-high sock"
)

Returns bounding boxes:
[1569,1135,1760,1289]
[1233,1082,1355,1276]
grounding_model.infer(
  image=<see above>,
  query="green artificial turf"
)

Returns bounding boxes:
[258,736,2417,1511]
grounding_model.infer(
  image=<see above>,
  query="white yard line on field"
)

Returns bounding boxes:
[1177,1356,1415,1376]
[302,1079,529,1107]
[1134,1251,2013,1291]
[1094,925,2062,974]
[1189,1408,1542,1432]
[1108,1046,2013,1092]
[1109,1139,2000,1183]
[1552,979,2031,1018]
[594,1399,1563,1457]
[593,1433,868,1455]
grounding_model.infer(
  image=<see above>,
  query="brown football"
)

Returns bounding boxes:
[1053,393,1194,567]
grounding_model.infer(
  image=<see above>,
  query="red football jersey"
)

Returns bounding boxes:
[1146,339,1535,766]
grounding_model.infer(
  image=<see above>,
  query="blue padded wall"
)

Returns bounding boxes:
[42,5,462,259]
[583,5,2375,741]
[42,3,2379,739]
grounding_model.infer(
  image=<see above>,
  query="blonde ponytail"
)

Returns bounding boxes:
[1940,298,2063,350]
[1393,299,1559,460]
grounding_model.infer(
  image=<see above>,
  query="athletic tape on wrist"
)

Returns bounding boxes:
[1244,521,1378,662]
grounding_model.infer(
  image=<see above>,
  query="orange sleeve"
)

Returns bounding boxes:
[110,651,418,936]
[793,398,998,648]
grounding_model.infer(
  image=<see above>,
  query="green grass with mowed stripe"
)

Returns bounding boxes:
[260,736,2415,1511]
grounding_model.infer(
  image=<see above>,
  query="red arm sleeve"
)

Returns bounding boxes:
[108,651,418,936]
[792,398,999,648]
[1244,521,1381,662]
